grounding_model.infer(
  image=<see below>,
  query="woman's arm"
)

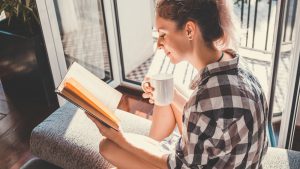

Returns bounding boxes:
[173,87,189,111]
[170,87,188,134]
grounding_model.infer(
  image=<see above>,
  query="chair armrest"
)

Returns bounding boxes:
[30,102,151,169]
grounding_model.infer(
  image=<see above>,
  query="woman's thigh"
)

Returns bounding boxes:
[99,133,167,169]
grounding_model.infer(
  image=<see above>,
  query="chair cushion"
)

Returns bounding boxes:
[31,102,300,169]
[20,157,62,169]
[262,147,300,169]
[30,102,151,169]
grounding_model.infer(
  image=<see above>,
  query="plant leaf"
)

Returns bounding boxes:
[24,5,40,24]
[23,7,26,22]
[15,3,19,16]
[7,15,11,25]
[25,0,30,7]
[0,5,5,15]
[0,3,8,14]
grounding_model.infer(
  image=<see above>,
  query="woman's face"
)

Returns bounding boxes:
[155,15,191,64]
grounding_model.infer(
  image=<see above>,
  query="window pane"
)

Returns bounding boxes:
[271,0,298,144]
[292,91,300,150]
[53,0,113,82]
[115,0,155,84]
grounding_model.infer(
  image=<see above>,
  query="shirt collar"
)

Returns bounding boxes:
[189,50,240,90]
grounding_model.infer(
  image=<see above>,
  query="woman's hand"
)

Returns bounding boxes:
[85,113,126,145]
[141,77,155,104]
[142,77,188,107]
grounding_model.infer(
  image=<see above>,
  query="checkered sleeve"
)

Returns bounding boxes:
[167,86,253,169]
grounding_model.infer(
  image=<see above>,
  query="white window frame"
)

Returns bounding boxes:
[278,0,300,148]
[36,0,122,106]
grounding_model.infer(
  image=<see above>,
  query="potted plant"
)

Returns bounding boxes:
[0,0,40,35]
[0,0,58,111]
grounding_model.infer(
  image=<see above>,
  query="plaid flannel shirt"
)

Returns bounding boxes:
[167,50,269,169]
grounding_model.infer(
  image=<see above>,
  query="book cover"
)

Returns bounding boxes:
[55,62,122,131]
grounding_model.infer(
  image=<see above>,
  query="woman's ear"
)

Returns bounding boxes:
[185,21,196,41]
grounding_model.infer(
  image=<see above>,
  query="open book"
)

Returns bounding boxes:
[55,62,122,131]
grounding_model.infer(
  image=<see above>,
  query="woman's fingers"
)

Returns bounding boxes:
[142,93,148,99]
[142,92,152,99]
[143,92,155,104]
[85,112,107,134]
[142,76,154,92]
[149,99,154,104]
[142,76,155,104]
[141,81,149,92]
[142,82,154,93]
[146,86,154,93]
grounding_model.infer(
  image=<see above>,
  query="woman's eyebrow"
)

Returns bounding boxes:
[157,28,167,33]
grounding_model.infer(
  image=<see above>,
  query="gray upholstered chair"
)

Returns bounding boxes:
[29,102,300,169]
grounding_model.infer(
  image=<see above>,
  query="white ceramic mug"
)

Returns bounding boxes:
[149,73,174,106]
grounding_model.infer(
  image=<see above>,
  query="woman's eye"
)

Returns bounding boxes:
[159,34,166,38]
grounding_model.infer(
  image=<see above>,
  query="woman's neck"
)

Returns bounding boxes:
[189,45,223,71]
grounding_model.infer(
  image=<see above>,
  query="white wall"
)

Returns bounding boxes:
[54,0,79,33]
[116,0,154,74]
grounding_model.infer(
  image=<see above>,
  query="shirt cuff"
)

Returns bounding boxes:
[167,152,181,169]
[167,153,172,169]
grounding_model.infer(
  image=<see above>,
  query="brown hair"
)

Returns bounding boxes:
[156,0,239,50]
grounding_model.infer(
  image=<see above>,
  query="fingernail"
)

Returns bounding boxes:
[142,93,147,98]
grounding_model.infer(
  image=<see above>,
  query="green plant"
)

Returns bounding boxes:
[0,0,40,31]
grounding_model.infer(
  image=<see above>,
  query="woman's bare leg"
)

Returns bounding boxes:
[149,105,176,141]
[99,134,167,169]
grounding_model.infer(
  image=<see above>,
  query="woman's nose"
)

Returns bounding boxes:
[157,38,163,49]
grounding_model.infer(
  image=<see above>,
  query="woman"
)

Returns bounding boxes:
[88,0,269,168]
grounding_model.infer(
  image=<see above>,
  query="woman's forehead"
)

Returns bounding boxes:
[155,16,177,31]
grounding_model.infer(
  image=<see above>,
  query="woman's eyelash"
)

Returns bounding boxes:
[159,34,166,38]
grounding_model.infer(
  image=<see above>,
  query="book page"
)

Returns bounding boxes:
[64,78,120,124]
[57,62,122,112]
[60,88,119,131]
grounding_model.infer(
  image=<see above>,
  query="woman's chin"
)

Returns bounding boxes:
[167,54,182,64]
[169,56,181,64]
[170,59,180,65]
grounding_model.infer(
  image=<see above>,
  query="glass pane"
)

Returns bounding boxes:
[53,0,112,82]
[115,0,155,84]
[292,94,300,150]
[271,48,293,143]
[232,0,278,98]
[288,0,300,151]
[271,0,298,144]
